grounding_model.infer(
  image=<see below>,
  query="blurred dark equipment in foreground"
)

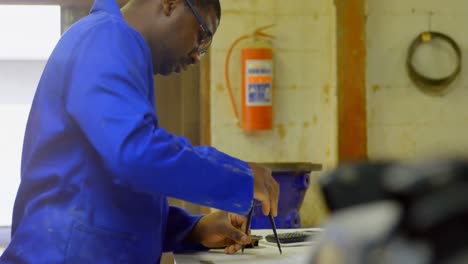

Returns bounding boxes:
[311,160,468,264]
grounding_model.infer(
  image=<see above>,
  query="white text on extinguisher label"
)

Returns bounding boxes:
[245,60,273,106]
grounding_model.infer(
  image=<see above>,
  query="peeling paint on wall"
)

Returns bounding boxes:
[210,0,338,226]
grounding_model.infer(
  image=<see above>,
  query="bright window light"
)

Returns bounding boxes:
[0,5,61,60]
[0,104,30,226]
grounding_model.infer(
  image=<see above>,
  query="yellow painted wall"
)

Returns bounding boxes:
[367,1,468,161]
[209,0,337,226]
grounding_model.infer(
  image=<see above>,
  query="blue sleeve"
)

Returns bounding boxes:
[163,206,207,253]
[64,20,253,215]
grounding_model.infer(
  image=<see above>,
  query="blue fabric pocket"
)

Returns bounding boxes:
[65,222,146,264]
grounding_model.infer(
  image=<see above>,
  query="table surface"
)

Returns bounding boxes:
[0,228,322,262]
[174,228,321,264]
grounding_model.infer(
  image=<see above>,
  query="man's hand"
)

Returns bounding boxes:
[187,211,251,254]
[248,162,280,216]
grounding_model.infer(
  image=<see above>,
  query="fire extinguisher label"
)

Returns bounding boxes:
[245,60,273,106]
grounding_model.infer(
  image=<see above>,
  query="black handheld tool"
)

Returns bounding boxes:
[268,213,282,254]
[242,200,282,255]
[241,206,254,254]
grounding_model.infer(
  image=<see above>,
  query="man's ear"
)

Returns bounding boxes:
[161,0,180,16]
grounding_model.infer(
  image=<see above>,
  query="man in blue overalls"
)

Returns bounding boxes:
[0,0,279,263]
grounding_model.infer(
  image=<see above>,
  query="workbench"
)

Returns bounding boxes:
[0,228,321,263]
[174,228,320,264]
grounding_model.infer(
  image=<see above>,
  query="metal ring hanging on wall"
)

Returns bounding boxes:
[406,31,462,96]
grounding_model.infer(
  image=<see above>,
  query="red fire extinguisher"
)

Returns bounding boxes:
[225,25,275,131]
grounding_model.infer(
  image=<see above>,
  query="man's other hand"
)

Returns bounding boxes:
[187,211,250,254]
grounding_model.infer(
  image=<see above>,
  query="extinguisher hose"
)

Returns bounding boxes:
[224,25,275,126]
[225,34,250,124]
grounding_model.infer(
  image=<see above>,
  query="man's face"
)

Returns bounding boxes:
[151,0,219,76]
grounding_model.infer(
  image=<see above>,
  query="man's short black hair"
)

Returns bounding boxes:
[188,0,221,21]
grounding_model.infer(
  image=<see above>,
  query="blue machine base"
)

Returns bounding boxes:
[251,169,310,229]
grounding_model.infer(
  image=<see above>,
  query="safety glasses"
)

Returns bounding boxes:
[183,0,213,57]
